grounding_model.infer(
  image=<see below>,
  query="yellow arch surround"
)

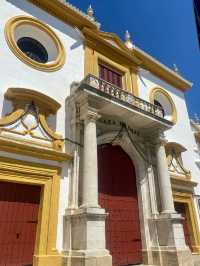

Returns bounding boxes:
[149,87,177,124]
[0,157,64,265]
[5,16,65,72]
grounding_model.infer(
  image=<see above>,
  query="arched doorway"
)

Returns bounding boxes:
[98,144,142,266]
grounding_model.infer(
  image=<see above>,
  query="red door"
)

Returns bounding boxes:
[175,202,193,251]
[99,63,123,88]
[98,144,142,266]
[0,182,41,266]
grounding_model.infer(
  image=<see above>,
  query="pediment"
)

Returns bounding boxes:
[99,31,130,52]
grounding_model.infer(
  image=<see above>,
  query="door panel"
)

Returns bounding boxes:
[175,202,192,251]
[0,182,41,266]
[98,144,142,266]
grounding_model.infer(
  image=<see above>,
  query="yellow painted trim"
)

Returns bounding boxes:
[83,28,191,91]
[171,175,197,185]
[0,108,25,126]
[173,191,200,254]
[5,88,61,115]
[131,68,139,97]
[165,142,187,153]
[84,45,139,95]
[1,89,64,151]
[5,16,65,72]
[149,87,177,124]
[0,156,63,266]
[38,114,64,150]
[0,137,72,162]
[96,52,131,91]
[28,0,98,30]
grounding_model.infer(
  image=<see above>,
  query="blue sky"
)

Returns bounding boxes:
[69,0,200,117]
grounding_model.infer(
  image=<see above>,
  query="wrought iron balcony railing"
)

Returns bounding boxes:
[78,74,173,126]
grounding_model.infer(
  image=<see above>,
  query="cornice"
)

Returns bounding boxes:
[0,137,72,162]
[28,0,192,91]
[28,0,99,30]
[5,87,61,115]
[83,28,192,92]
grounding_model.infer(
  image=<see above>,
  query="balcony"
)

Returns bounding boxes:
[76,74,173,131]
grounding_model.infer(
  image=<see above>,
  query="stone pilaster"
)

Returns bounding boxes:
[155,135,175,214]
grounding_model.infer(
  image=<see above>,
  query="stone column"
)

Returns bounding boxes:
[81,107,100,208]
[156,136,175,214]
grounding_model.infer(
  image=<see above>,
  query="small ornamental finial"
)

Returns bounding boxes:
[125,30,134,50]
[173,63,179,73]
[87,5,94,20]
[125,30,131,41]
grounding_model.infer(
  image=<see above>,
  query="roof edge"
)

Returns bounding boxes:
[28,0,100,30]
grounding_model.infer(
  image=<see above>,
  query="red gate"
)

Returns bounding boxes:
[98,144,142,266]
[175,202,192,251]
[0,182,41,266]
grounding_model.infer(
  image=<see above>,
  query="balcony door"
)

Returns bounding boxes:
[99,63,123,88]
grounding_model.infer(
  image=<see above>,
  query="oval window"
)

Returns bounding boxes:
[5,16,65,71]
[17,37,48,63]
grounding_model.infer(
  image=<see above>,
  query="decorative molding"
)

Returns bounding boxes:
[1,88,64,152]
[0,137,71,162]
[173,191,200,254]
[5,87,61,115]
[149,87,177,124]
[171,175,197,188]
[0,156,64,265]
[83,28,192,91]
[5,16,65,72]
[166,142,191,178]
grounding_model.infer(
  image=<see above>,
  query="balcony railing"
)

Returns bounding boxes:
[78,74,173,126]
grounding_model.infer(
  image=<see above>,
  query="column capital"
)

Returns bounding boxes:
[150,130,168,147]
[157,134,168,146]
[80,106,101,122]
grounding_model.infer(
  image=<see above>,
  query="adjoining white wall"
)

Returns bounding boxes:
[0,0,85,252]
[0,0,84,136]
[138,69,200,195]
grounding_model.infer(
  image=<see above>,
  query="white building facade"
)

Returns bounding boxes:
[0,1,200,266]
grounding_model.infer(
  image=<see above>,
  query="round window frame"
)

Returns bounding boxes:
[149,87,177,124]
[5,16,65,72]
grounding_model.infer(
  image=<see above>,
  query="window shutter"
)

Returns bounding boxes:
[99,64,122,88]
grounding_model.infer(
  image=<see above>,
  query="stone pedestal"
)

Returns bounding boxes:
[152,213,194,266]
[64,208,112,266]
[154,134,194,266]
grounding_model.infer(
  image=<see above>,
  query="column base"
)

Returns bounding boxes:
[64,255,112,266]
[152,212,194,266]
[33,254,64,266]
[155,213,186,248]
[64,207,112,266]
[150,248,194,266]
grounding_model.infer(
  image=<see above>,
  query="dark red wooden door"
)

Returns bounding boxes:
[98,144,142,266]
[99,63,123,88]
[0,182,41,266]
[175,202,192,251]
